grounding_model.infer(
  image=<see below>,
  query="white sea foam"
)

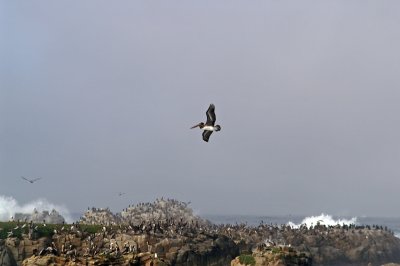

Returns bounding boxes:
[0,195,72,223]
[287,213,357,229]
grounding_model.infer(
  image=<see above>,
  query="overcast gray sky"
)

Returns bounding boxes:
[1,1,400,217]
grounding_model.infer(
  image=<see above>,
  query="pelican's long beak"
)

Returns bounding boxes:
[190,123,201,129]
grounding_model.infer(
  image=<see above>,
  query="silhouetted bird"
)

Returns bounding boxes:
[21,176,42,183]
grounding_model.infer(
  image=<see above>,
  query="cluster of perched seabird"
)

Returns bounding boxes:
[3,197,393,264]
[16,213,394,264]
[119,198,207,227]
[81,207,120,226]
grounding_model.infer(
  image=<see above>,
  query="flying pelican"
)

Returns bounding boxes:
[21,176,42,184]
[191,104,222,142]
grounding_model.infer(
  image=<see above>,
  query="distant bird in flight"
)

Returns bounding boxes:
[191,104,222,142]
[21,176,42,184]
[118,192,126,197]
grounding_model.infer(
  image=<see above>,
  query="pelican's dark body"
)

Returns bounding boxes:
[191,104,222,142]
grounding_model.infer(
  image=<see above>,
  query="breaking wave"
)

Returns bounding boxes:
[287,213,357,229]
[0,195,72,223]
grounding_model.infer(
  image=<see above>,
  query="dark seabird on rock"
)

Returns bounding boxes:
[21,176,42,184]
[191,104,222,142]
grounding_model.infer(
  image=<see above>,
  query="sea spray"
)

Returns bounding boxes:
[0,195,72,223]
[287,213,357,229]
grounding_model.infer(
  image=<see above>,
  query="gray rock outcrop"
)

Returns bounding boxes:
[14,209,65,224]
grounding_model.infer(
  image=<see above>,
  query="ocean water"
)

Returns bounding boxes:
[203,214,400,239]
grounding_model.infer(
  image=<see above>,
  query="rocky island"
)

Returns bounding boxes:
[1,198,400,265]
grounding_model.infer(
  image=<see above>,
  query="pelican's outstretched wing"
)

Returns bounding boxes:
[205,104,216,126]
[21,176,29,182]
[31,177,41,182]
[202,130,213,142]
